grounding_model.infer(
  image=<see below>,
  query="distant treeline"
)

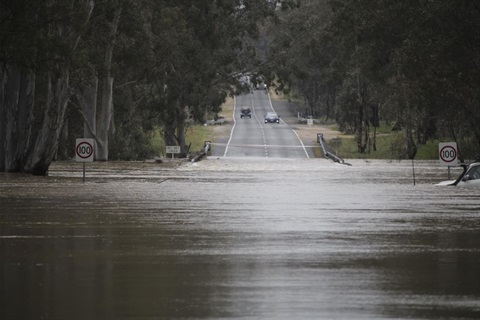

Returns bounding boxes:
[264,0,480,160]
[1,1,478,175]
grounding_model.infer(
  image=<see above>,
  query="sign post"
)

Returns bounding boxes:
[204,141,211,154]
[439,142,458,179]
[166,146,181,159]
[307,117,313,127]
[76,138,94,182]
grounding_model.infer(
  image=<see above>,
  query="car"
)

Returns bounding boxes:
[264,112,279,123]
[240,106,252,118]
[255,82,267,90]
[436,161,480,187]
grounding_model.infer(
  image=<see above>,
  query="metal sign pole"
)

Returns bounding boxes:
[83,162,86,182]
[412,158,416,186]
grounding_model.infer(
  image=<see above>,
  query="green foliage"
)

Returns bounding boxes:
[331,133,429,160]
[267,0,480,157]
[5,0,480,167]
[109,123,157,161]
[149,124,216,157]
[185,125,213,153]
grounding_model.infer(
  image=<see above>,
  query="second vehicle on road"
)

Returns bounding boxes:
[264,112,280,123]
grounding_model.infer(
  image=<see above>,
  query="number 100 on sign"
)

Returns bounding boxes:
[76,138,94,162]
[438,142,458,166]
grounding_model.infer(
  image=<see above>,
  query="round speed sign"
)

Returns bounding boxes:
[438,142,457,165]
[440,146,456,162]
[75,139,94,162]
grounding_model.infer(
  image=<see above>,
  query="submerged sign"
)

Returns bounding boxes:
[438,142,458,166]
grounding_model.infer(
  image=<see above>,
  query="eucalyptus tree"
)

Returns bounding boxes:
[266,0,377,151]
[144,0,300,156]
[331,0,480,157]
[265,0,339,119]
[390,0,480,157]
[72,0,153,161]
[1,0,95,174]
[1,0,157,172]
[325,0,401,154]
[268,0,480,157]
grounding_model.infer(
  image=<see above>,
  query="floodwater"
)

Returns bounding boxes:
[1,158,479,319]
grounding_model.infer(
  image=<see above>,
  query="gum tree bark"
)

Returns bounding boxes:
[96,6,121,161]
[24,0,95,175]
[0,65,35,172]
[75,79,98,140]
[25,70,72,175]
[355,73,368,153]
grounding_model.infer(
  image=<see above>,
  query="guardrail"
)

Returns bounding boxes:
[317,133,351,165]
[190,141,211,162]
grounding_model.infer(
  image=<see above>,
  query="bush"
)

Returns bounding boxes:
[110,124,157,160]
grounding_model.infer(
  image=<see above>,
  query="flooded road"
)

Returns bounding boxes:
[1,159,479,319]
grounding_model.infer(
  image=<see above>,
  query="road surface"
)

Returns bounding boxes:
[213,90,313,158]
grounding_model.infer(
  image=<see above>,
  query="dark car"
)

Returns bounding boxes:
[255,82,267,90]
[264,112,279,123]
[240,106,252,118]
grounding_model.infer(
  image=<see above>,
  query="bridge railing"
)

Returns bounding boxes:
[317,133,350,165]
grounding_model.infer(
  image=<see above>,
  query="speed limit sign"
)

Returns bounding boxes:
[76,138,94,162]
[438,142,458,166]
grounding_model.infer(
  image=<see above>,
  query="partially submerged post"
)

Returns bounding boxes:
[75,139,95,182]
[438,142,459,179]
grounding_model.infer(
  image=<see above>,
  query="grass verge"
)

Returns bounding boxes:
[329,133,446,160]
[150,97,234,157]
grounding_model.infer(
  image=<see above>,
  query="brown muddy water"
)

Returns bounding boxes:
[1,158,479,319]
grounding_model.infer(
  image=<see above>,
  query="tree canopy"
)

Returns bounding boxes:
[1,0,479,174]
[1,0,298,174]
[266,0,480,159]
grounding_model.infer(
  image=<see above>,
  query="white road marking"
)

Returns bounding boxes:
[223,96,237,157]
[267,92,310,158]
[224,92,311,159]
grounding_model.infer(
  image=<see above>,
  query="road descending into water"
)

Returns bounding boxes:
[212,90,313,159]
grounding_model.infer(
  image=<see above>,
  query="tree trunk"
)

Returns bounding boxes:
[405,128,417,159]
[163,103,191,158]
[0,64,4,171]
[75,78,98,140]
[355,103,365,153]
[371,103,379,152]
[164,121,177,156]
[1,64,35,172]
[25,70,71,175]
[355,74,368,153]
[96,7,121,161]
[96,76,114,161]
[19,1,94,175]
[176,107,188,157]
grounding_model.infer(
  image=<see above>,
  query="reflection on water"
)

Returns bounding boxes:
[1,159,479,319]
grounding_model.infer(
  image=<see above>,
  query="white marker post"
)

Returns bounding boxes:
[166,146,181,159]
[76,138,94,182]
[439,142,458,179]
